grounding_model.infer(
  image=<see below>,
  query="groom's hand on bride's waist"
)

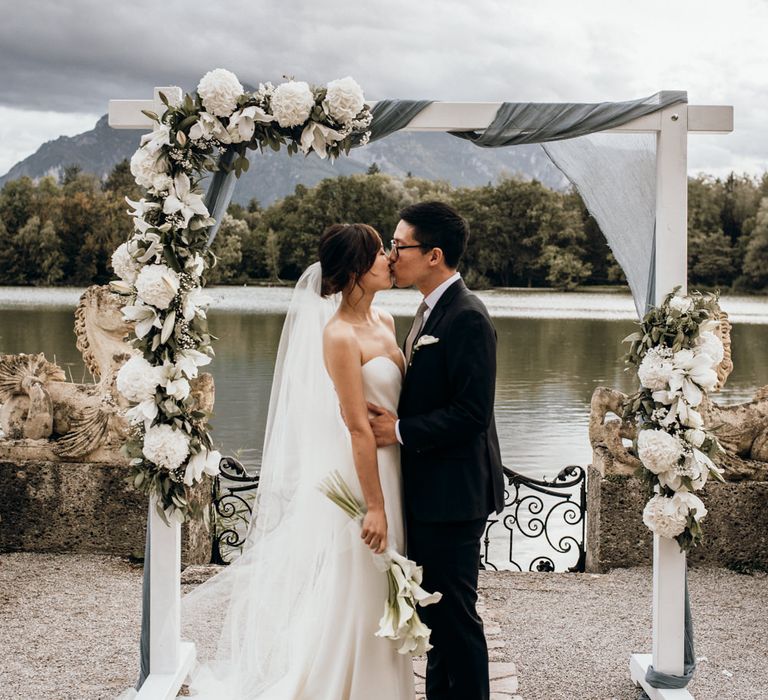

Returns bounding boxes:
[368,402,398,447]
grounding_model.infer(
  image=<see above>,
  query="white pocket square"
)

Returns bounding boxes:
[413,335,440,350]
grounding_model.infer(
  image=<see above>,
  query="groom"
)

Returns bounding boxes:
[369,201,505,700]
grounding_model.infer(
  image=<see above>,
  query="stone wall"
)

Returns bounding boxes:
[0,460,211,566]
[587,447,768,572]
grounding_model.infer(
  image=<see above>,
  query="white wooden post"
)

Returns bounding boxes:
[629,104,693,700]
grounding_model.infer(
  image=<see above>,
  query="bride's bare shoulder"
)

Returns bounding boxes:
[323,316,358,356]
[373,307,396,334]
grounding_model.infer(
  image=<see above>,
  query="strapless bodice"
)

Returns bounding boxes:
[361,356,402,413]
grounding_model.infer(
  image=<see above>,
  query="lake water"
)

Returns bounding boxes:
[1,286,766,569]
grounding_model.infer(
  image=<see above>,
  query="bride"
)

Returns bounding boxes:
[180,223,420,699]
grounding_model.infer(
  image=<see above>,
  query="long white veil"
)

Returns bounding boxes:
[181,262,359,696]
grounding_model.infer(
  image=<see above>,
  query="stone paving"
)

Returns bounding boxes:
[413,593,523,700]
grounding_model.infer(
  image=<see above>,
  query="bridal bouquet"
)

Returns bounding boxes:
[318,471,442,656]
[623,288,726,551]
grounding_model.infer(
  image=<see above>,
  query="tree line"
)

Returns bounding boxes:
[1,161,767,291]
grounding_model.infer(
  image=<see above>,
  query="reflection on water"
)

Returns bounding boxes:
[0,296,765,479]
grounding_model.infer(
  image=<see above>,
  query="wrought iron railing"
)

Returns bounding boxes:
[480,465,587,572]
[211,457,587,571]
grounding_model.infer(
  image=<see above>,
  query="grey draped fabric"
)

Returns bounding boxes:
[204,148,239,246]
[451,91,686,147]
[354,100,435,145]
[542,133,658,316]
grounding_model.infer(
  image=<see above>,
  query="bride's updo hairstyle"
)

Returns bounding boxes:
[318,223,381,297]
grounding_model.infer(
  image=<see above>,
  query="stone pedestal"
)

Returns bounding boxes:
[587,449,768,572]
[0,460,211,565]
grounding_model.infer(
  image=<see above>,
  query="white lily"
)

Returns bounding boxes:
[130,232,163,264]
[184,448,223,486]
[140,124,171,154]
[182,286,213,322]
[189,112,230,143]
[300,122,344,158]
[176,349,212,379]
[228,105,273,142]
[163,173,210,229]
[124,398,158,430]
[122,303,162,338]
[185,253,206,277]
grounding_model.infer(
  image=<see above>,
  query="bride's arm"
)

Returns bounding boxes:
[323,324,388,554]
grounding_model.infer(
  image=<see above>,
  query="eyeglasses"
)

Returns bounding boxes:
[388,243,431,261]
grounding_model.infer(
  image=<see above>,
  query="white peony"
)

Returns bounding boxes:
[324,76,365,124]
[638,346,675,391]
[694,331,724,366]
[271,81,315,128]
[116,355,161,403]
[637,429,685,475]
[111,242,141,284]
[669,295,693,313]
[184,448,222,486]
[197,68,243,118]
[142,423,190,471]
[130,146,167,189]
[135,264,180,310]
[642,495,688,538]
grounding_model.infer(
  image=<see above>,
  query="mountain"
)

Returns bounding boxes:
[0,115,567,205]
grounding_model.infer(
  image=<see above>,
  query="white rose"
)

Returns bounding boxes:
[142,423,190,471]
[130,147,167,189]
[135,264,180,310]
[694,331,724,366]
[642,495,688,539]
[324,76,365,124]
[669,295,693,313]
[271,81,314,128]
[197,68,243,118]
[638,346,675,391]
[183,448,222,486]
[116,355,161,403]
[637,429,685,475]
[111,242,141,285]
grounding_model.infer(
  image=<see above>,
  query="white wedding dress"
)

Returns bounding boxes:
[180,265,414,700]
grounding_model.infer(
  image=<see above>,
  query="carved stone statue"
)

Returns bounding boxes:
[589,310,768,481]
[0,285,214,463]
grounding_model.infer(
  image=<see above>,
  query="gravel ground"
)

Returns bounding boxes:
[0,553,765,700]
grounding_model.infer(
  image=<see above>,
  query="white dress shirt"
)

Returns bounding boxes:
[395,272,462,445]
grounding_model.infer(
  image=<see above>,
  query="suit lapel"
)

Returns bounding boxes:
[419,278,465,340]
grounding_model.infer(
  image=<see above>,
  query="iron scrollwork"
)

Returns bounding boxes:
[210,456,260,564]
[480,465,587,573]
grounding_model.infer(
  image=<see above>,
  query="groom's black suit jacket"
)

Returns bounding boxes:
[398,279,505,522]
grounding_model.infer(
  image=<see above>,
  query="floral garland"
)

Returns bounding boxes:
[109,69,372,523]
[623,288,726,551]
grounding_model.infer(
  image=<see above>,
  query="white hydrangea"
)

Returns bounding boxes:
[184,448,223,486]
[637,429,684,475]
[116,355,161,403]
[694,331,724,366]
[324,76,365,124]
[130,146,167,189]
[271,81,314,128]
[642,495,688,539]
[111,242,141,285]
[638,346,675,391]
[135,264,180,310]
[197,68,243,118]
[142,423,190,471]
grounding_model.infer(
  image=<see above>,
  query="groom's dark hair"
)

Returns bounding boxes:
[399,201,469,269]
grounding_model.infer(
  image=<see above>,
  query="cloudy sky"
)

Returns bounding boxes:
[1,0,766,178]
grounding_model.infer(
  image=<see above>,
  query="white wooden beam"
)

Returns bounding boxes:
[108,94,733,134]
